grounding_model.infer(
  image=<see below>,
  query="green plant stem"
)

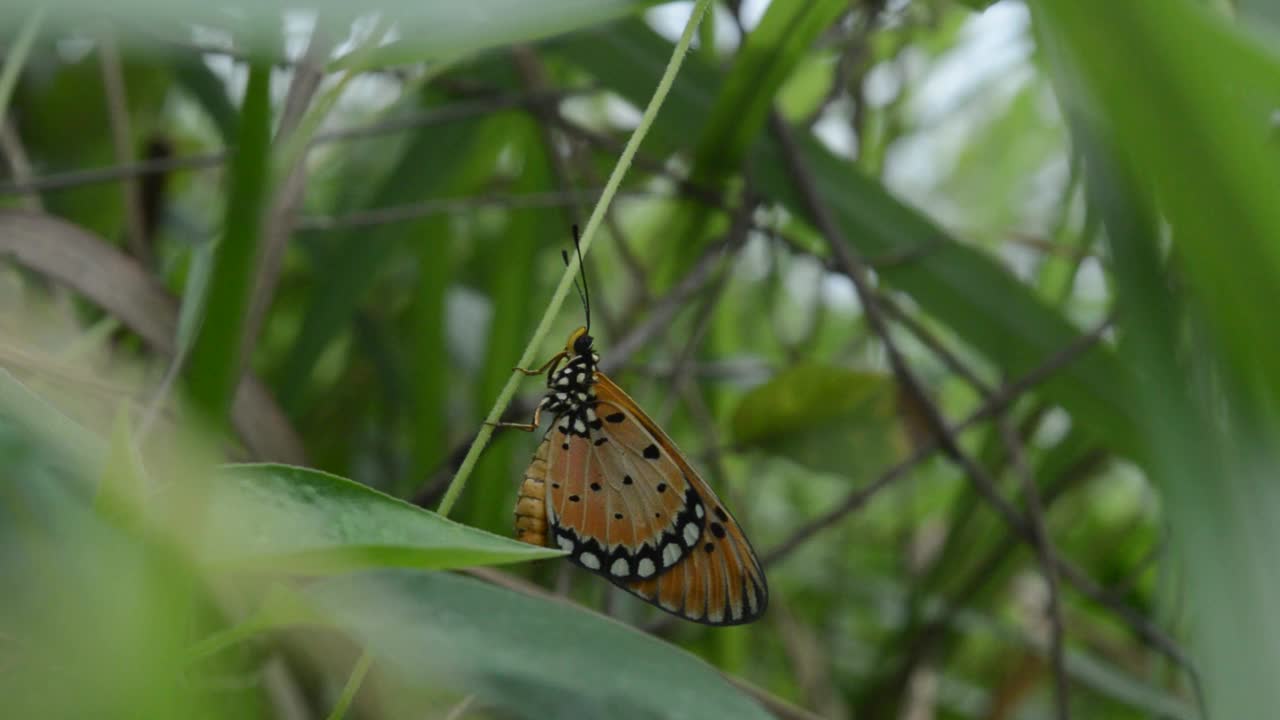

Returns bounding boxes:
[326,650,375,720]
[435,0,713,517]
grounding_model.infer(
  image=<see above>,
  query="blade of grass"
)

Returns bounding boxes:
[435,0,714,517]
[185,55,273,429]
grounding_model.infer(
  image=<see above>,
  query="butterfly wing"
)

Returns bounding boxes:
[544,372,767,626]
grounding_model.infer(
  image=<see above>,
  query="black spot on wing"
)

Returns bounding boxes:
[643,444,660,459]
[590,482,602,491]
[605,412,626,423]
[656,483,667,493]
[622,475,633,485]
[714,507,728,522]
[710,522,726,538]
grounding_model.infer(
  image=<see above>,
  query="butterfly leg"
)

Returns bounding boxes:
[487,404,544,432]
[512,352,566,377]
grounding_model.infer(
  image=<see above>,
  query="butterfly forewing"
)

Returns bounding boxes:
[592,375,767,625]
[546,389,707,582]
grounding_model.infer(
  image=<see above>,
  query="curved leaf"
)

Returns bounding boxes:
[202,463,562,572]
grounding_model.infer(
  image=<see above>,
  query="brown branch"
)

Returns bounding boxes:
[770,111,1193,676]
[1000,416,1070,720]
[878,292,994,396]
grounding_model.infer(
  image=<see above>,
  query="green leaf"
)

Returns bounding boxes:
[296,570,774,720]
[185,55,273,429]
[201,464,563,573]
[732,365,902,477]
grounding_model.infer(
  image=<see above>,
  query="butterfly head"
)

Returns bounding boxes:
[567,326,594,357]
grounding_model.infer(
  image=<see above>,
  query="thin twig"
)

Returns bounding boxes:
[1000,416,1070,720]
[879,292,994,396]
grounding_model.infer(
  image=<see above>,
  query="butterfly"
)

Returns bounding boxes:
[496,229,767,625]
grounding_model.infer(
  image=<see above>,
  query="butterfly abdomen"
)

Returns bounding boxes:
[514,439,552,547]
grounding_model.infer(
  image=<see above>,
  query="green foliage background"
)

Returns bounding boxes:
[0,0,1275,718]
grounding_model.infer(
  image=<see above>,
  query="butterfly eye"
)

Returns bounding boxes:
[573,333,594,356]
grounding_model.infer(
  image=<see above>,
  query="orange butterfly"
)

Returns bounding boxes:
[498,232,767,625]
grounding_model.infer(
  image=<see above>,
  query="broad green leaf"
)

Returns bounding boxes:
[732,365,902,477]
[294,570,774,720]
[202,463,563,572]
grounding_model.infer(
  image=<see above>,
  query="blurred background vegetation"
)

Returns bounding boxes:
[1,0,1278,718]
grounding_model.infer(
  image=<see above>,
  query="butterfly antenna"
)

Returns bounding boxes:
[572,224,591,331]
[562,245,589,329]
